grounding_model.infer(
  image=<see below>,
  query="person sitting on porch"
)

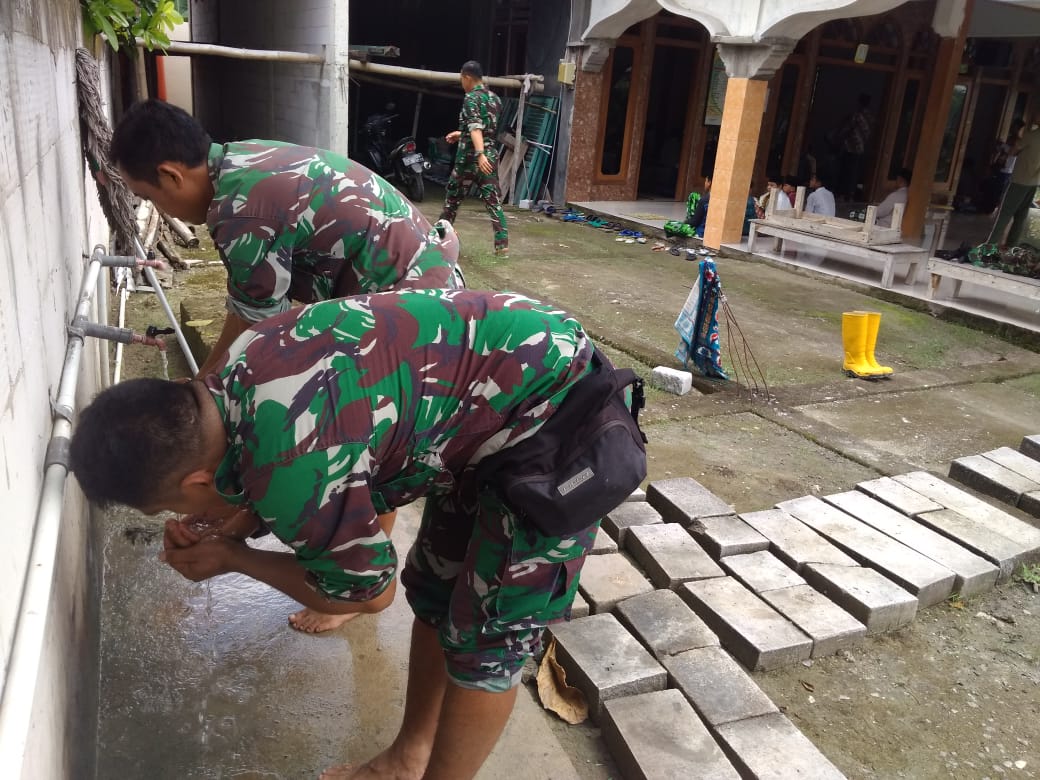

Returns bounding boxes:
[875,168,911,228]
[689,175,757,238]
[756,175,791,218]
[806,171,836,217]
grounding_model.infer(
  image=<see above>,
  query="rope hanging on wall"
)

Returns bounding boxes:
[75,47,138,256]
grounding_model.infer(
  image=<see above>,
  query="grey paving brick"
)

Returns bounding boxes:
[1020,434,1040,462]
[615,589,719,659]
[1021,491,1040,518]
[803,563,917,634]
[824,490,998,598]
[720,549,806,592]
[777,495,956,607]
[602,689,740,780]
[985,446,1040,484]
[680,577,812,670]
[591,525,618,555]
[661,646,778,726]
[625,523,724,589]
[857,475,943,515]
[716,712,848,780]
[570,590,589,619]
[760,584,866,658]
[578,552,653,613]
[602,502,662,545]
[689,514,769,559]
[892,471,1040,550]
[626,488,647,502]
[739,508,858,571]
[646,477,734,525]
[950,454,1039,507]
[913,509,1030,581]
[548,613,666,723]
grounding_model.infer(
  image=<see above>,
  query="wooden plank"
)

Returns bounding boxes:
[925,258,1040,300]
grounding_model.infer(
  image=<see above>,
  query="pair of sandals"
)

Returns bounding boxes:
[615,229,646,244]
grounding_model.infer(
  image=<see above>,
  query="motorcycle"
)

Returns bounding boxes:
[358,107,428,202]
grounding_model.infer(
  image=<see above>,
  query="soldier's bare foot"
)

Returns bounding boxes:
[288,608,359,633]
[319,747,426,779]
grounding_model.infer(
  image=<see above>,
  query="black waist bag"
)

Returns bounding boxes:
[477,348,648,536]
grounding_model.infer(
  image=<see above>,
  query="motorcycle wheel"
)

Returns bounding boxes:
[406,172,425,202]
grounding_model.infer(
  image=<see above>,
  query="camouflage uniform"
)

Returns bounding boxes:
[439,83,508,253]
[206,289,595,692]
[207,141,461,324]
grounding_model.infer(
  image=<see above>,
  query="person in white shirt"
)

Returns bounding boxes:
[876,168,910,228]
[806,172,836,216]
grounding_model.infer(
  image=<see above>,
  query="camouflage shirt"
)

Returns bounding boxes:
[205,290,592,603]
[206,141,458,323]
[455,83,502,163]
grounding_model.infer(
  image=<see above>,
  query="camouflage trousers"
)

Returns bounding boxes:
[402,481,597,692]
[439,157,508,253]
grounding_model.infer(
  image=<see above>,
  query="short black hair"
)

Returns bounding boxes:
[70,378,207,509]
[461,60,484,79]
[109,99,211,185]
[897,167,912,183]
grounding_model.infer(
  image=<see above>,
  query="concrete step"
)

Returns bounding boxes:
[738,508,858,571]
[601,689,741,780]
[646,477,734,526]
[715,712,848,780]
[615,589,719,660]
[624,523,724,589]
[949,454,1040,512]
[591,525,617,555]
[802,563,917,634]
[824,490,998,598]
[912,509,1029,581]
[602,501,663,545]
[892,471,1040,548]
[660,646,778,726]
[720,549,806,593]
[759,584,867,658]
[777,495,956,607]
[577,552,654,613]
[688,514,769,559]
[548,613,666,723]
[1020,434,1040,462]
[856,475,944,516]
[679,576,812,670]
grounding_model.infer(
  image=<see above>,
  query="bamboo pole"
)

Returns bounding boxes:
[141,38,324,63]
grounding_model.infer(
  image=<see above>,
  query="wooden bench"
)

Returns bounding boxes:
[747,220,929,288]
[927,257,1040,302]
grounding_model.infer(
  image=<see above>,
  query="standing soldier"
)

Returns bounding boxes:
[440,60,508,257]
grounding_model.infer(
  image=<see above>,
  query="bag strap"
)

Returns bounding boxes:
[592,345,648,445]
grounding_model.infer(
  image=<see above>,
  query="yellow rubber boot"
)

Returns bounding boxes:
[842,312,877,378]
[863,311,893,377]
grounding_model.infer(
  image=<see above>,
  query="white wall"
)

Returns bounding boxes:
[190,0,350,152]
[0,1,108,776]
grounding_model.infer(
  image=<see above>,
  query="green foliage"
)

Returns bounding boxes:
[1018,563,1040,586]
[81,0,184,52]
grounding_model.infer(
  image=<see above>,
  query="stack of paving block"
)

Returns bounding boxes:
[548,437,1040,779]
[948,436,1040,519]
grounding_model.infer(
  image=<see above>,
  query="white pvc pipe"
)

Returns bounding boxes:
[133,235,199,375]
[112,270,129,385]
[140,38,324,63]
[0,245,105,773]
[348,59,543,92]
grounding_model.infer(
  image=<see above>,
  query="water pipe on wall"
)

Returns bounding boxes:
[132,235,199,375]
[0,247,109,770]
